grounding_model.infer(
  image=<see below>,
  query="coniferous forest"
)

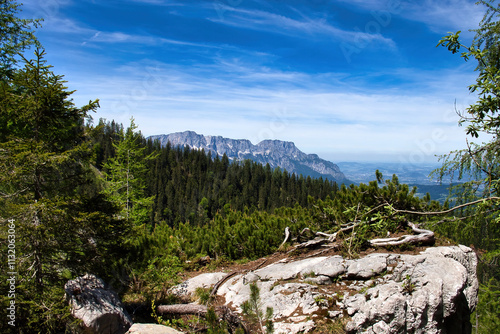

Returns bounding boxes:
[1,1,500,333]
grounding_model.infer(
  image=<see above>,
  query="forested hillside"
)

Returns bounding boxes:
[90,119,338,228]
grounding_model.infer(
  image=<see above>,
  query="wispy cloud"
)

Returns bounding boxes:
[62,54,475,162]
[209,5,396,48]
[82,30,200,46]
[18,0,482,162]
[124,0,184,5]
[403,0,485,33]
[340,0,485,34]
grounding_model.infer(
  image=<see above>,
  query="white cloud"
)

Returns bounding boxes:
[402,0,485,33]
[62,56,476,163]
[22,0,482,163]
[209,6,396,48]
[339,0,485,35]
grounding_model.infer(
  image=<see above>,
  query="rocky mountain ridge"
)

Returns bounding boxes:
[148,131,348,184]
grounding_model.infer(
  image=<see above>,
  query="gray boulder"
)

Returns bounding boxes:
[344,246,478,334]
[65,274,132,334]
[346,253,393,279]
[169,272,226,301]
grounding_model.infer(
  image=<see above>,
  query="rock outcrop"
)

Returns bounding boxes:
[65,274,186,334]
[65,274,133,334]
[171,246,478,334]
[344,246,478,334]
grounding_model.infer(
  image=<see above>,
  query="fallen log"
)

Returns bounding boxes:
[157,303,207,316]
[210,258,268,298]
[157,304,247,333]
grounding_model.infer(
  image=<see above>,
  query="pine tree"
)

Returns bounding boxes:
[0,49,128,332]
[0,0,42,78]
[100,118,156,226]
[436,3,500,331]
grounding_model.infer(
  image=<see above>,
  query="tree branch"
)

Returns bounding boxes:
[369,222,435,247]
[393,197,500,216]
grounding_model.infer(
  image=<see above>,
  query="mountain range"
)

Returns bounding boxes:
[148,131,349,184]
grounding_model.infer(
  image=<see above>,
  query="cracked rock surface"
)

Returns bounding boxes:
[171,246,478,334]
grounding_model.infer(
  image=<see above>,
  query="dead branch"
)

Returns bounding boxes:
[369,222,435,247]
[278,226,290,250]
[210,271,239,298]
[210,258,268,297]
[286,222,360,253]
[289,237,328,252]
[157,303,207,316]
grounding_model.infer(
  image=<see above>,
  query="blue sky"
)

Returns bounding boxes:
[19,0,487,163]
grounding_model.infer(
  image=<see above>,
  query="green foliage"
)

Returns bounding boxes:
[99,117,157,225]
[402,274,416,295]
[90,120,339,228]
[473,278,500,333]
[194,287,213,305]
[0,0,42,76]
[206,307,230,334]
[129,254,183,303]
[312,172,443,256]
[241,282,274,334]
[0,45,128,332]
[436,1,500,331]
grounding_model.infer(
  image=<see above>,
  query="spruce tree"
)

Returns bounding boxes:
[100,118,156,226]
[0,49,130,332]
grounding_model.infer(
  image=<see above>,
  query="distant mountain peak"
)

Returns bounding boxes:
[148,131,348,184]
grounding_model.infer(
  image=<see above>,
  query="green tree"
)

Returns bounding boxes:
[100,118,156,226]
[0,49,130,332]
[241,282,274,334]
[436,1,500,332]
[0,0,41,77]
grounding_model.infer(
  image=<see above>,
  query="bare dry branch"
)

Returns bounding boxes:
[278,226,290,250]
[369,222,435,247]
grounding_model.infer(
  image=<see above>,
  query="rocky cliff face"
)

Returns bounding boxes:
[148,131,348,184]
[171,245,478,334]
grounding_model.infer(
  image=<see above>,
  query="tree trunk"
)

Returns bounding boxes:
[157,304,247,333]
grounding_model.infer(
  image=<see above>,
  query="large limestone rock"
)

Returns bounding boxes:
[65,274,132,334]
[344,245,478,334]
[169,272,226,301]
[172,246,478,334]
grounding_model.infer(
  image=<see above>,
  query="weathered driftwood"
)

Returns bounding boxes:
[278,226,290,250]
[157,303,207,316]
[291,237,328,251]
[285,223,359,253]
[369,222,435,247]
[285,219,434,251]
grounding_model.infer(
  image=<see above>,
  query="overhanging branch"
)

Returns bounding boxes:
[393,197,500,216]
